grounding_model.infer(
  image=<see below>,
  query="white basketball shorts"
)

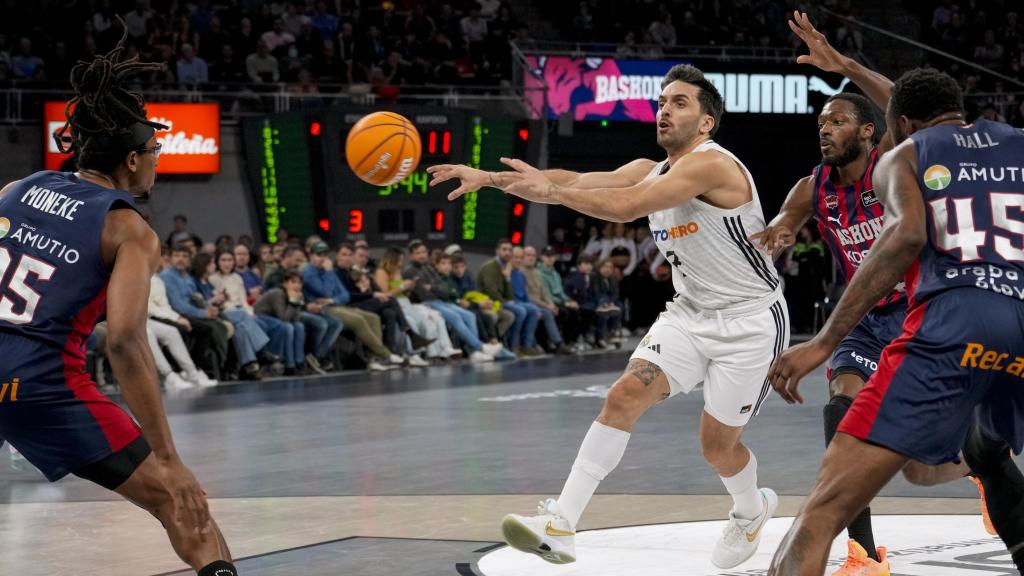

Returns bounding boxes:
[630,297,789,427]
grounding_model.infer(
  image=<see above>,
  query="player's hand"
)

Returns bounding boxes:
[769,338,832,404]
[158,458,212,538]
[789,11,846,73]
[500,158,561,204]
[748,225,796,253]
[428,164,516,201]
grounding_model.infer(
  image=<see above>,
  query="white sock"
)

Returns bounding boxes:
[557,421,630,530]
[720,450,763,520]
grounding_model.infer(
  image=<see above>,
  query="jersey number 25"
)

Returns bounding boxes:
[0,247,56,324]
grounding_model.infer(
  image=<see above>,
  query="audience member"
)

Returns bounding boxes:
[477,239,539,356]
[254,271,315,375]
[159,245,231,378]
[522,246,572,354]
[376,247,459,360]
[303,242,404,371]
[404,240,498,363]
[148,260,218,389]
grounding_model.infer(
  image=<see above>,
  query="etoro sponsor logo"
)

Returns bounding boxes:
[478,515,1008,576]
[924,165,952,190]
[650,221,700,241]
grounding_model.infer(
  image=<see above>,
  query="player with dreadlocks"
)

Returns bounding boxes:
[0,26,239,576]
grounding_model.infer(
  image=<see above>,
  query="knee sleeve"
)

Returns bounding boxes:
[823,394,854,446]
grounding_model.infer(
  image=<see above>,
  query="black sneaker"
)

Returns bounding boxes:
[241,362,262,380]
[407,329,436,350]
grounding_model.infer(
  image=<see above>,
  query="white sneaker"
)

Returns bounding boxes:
[388,353,405,365]
[164,372,194,390]
[368,360,390,371]
[442,347,464,358]
[481,342,504,356]
[406,354,429,367]
[469,350,494,363]
[501,498,576,564]
[711,488,778,569]
[185,370,218,387]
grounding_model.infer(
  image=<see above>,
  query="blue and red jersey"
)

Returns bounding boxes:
[908,119,1024,306]
[0,171,138,371]
[812,147,904,308]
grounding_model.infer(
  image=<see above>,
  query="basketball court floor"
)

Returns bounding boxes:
[0,347,1014,575]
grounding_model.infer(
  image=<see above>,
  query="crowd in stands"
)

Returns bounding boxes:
[130,213,654,389]
[0,0,525,93]
[920,0,1024,126]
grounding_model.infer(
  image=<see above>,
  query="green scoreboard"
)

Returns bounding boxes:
[243,107,538,248]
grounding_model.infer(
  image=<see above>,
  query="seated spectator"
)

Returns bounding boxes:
[148,259,217,388]
[476,239,539,356]
[404,240,498,363]
[538,246,588,348]
[213,249,290,373]
[508,246,555,355]
[176,43,208,84]
[246,40,280,83]
[271,246,342,370]
[353,242,376,273]
[159,245,231,378]
[303,242,404,371]
[435,253,513,359]
[450,254,514,345]
[594,257,624,347]
[254,271,316,375]
[205,250,279,379]
[565,254,604,346]
[523,246,573,354]
[336,242,432,363]
[233,243,263,303]
[376,246,459,361]
[261,17,296,53]
[165,214,202,248]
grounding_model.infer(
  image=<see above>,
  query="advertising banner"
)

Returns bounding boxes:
[44,102,221,174]
[524,55,850,121]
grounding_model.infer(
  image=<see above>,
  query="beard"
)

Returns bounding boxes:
[656,123,698,153]
[822,140,865,167]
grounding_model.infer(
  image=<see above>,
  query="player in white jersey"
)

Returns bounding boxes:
[428,64,788,570]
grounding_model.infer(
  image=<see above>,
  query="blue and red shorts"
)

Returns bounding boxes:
[839,288,1024,465]
[829,300,908,382]
[0,333,143,482]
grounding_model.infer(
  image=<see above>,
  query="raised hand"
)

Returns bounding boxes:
[789,10,846,73]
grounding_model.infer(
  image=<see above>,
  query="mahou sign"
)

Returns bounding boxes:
[44,102,221,174]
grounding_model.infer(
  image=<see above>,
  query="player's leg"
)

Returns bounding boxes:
[768,433,908,576]
[499,358,674,564]
[88,449,237,575]
[700,301,788,569]
[500,308,705,564]
[964,414,1024,571]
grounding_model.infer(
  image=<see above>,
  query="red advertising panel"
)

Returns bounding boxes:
[44,102,221,174]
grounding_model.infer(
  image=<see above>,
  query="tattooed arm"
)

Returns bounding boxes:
[768,140,927,403]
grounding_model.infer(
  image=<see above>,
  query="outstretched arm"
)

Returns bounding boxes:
[426,158,656,197]
[493,152,733,223]
[750,175,815,259]
[768,141,927,403]
[789,11,896,154]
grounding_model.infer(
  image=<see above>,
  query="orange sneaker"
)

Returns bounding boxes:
[830,540,890,576]
[970,475,997,535]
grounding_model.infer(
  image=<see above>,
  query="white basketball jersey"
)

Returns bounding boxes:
[646,140,780,312]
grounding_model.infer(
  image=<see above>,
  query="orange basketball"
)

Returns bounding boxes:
[345,111,421,186]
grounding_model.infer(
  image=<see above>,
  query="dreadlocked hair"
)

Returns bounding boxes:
[58,17,165,173]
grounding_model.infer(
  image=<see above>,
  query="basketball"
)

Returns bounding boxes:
[345,111,421,186]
